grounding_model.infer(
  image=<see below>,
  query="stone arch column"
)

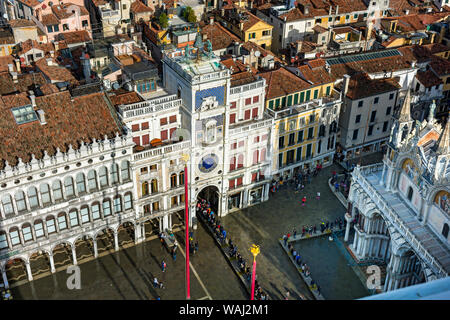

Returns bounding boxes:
[1,263,9,289]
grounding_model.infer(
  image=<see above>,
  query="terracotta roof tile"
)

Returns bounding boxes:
[416,70,443,88]
[130,0,154,13]
[0,91,122,168]
[9,19,36,28]
[35,57,78,85]
[0,56,16,74]
[41,13,60,26]
[109,90,144,106]
[429,55,450,76]
[55,30,92,44]
[297,62,334,85]
[200,21,241,51]
[258,67,312,100]
[0,72,48,96]
[343,72,401,100]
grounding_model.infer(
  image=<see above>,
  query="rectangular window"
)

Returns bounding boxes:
[63,23,69,31]
[279,136,285,149]
[253,149,259,165]
[308,127,314,140]
[386,107,391,116]
[41,184,51,205]
[278,153,283,168]
[296,146,302,161]
[46,219,56,234]
[28,188,39,208]
[10,230,20,246]
[16,192,27,212]
[141,122,149,130]
[35,222,44,238]
[47,25,53,33]
[124,193,132,210]
[305,90,311,101]
[306,144,312,157]
[244,109,251,120]
[368,125,374,136]
[358,100,363,107]
[254,136,260,143]
[287,95,293,106]
[69,212,79,227]
[326,86,331,96]
[355,114,361,123]
[297,130,304,143]
[383,121,389,132]
[92,203,101,220]
[133,136,140,146]
[352,129,359,140]
[313,90,318,99]
[231,101,237,109]
[370,110,377,122]
[238,141,244,148]
[160,118,168,126]
[161,130,168,140]
[374,97,379,104]
[252,107,258,118]
[169,115,177,123]
[81,207,90,224]
[245,97,252,105]
[294,93,299,104]
[253,96,259,103]
[114,198,122,213]
[58,215,67,230]
[268,100,274,109]
[0,234,8,249]
[310,113,316,123]
[23,226,33,242]
[389,93,394,100]
[54,24,59,32]
[142,134,150,145]
[288,133,295,146]
[229,179,235,189]
[103,201,111,217]
[237,177,243,186]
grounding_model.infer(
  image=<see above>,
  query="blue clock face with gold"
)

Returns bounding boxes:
[199,154,219,173]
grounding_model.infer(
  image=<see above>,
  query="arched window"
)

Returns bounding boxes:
[87,170,98,191]
[80,206,90,224]
[64,176,75,198]
[57,213,67,230]
[401,125,408,141]
[91,202,101,220]
[76,173,86,194]
[170,173,177,188]
[34,219,45,238]
[103,199,111,217]
[99,166,108,187]
[142,181,149,196]
[121,161,130,181]
[2,194,14,216]
[151,179,158,193]
[442,223,449,239]
[46,216,56,234]
[179,171,185,185]
[52,180,63,201]
[28,187,39,209]
[15,191,27,212]
[124,193,132,210]
[113,196,122,213]
[111,163,119,184]
[40,184,51,205]
[9,227,21,246]
[22,223,33,242]
[69,210,79,227]
[0,231,8,249]
[407,187,413,201]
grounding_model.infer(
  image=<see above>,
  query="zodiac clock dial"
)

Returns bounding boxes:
[198,154,219,173]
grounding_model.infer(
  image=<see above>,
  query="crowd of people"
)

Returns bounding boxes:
[197,198,269,300]
[270,164,324,194]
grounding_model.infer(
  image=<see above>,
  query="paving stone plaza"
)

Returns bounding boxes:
[9,157,381,300]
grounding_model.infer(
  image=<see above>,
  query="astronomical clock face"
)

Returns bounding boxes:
[198,153,219,173]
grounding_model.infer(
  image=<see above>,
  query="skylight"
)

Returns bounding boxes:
[11,104,38,125]
[326,49,402,66]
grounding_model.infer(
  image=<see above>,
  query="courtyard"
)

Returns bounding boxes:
[8,157,382,300]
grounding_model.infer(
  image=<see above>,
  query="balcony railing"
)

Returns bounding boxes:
[133,140,191,161]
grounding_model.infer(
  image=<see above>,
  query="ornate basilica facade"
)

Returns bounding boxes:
[345,92,450,292]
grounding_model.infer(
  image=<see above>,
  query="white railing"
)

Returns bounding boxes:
[133,141,191,161]
[353,166,448,278]
[100,9,119,19]
[229,119,273,135]
[230,79,265,95]
[118,94,181,119]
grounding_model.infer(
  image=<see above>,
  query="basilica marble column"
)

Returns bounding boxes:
[25,260,33,282]
[344,212,352,242]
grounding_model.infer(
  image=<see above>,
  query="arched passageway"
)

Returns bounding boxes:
[5,258,27,285]
[29,251,51,278]
[117,222,135,247]
[74,237,95,263]
[52,243,73,269]
[197,186,220,214]
[96,228,115,253]
[144,218,159,239]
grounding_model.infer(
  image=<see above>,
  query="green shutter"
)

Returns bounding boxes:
[313,89,318,99]
[275,99,280,108]
[326,86,331,96]
[294,93,299,104]
[268,100,274,109]
[300,91,305,103]
[281,97,286,107]
[287,95,293,106]
[305,90,311,101]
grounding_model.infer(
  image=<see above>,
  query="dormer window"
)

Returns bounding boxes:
[11,105,38,125]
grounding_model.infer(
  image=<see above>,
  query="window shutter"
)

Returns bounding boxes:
[237,177,243,186]
[132,124,140,132]
[161,130,168,140]
[230,157,236,171]
[133,136,140,146]
[252,107,258,118]
[160,118,167,126]
[244,109,251,120]
[230,113,236,124]
[141,122,149,130]
[169,115,177,123]
[142,134,150,145]
[229,179,235,189]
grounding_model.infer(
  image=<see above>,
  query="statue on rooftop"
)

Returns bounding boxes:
[206,39,213,57]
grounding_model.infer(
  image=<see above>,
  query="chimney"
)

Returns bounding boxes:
[405,9,409,15]
[50,50,54,57]
[343,74,350,96]
[46,58,53,66]
[239,21,244,31]
[54,41,59,51]
[7,64,14,73]
[209,16,214,25]
[336,5,339,15]
[36,109,47,125]
[10,71,18,83]
[304,4,310,15]
[14,59,21,73]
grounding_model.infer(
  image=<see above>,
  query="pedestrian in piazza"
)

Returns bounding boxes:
[301,196,306,206]
[194,241,199,254]
[283,234,288,246]
[316,192,320,200]
[293,228,297,238]
[161,260,166,272]
[153,277,159,288]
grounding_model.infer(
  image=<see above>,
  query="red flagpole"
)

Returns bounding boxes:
[250,258,257,300]
[184,164,191,300]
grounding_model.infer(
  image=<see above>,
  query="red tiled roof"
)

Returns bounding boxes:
[17,39,55,56]
[131,0,154,13]
[200,21,241,51]
[344,72,400,100]
[51,3,89,20]
[258,67,312,100]
[55,30,92,44]
[8,19,36,28]
[41,13,60,26]
[416,70,443,88]
[35,57,78,85]
[0,56,16,74]
[429,55,450,76]
[422,43,450,55]
[109,90,144,106]
[0,72,48,96]
[17,0,41,7]
[241,41,283,63]
[297,63,334,85]
[0,91,122,168]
